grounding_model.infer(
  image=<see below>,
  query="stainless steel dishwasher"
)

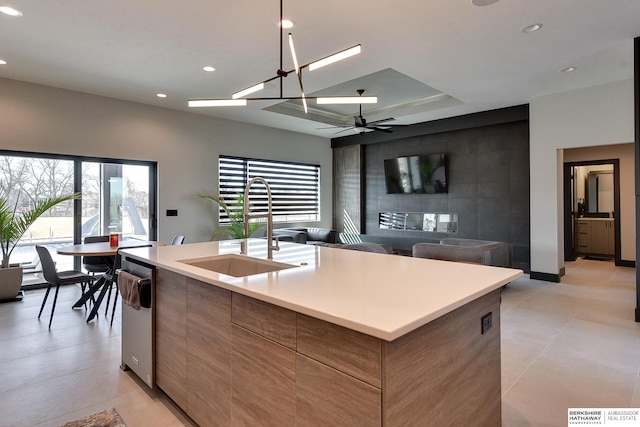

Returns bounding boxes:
[119,255,155,388]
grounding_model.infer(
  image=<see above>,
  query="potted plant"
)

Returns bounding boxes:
[199,192,262,240]
[0,192,80,300]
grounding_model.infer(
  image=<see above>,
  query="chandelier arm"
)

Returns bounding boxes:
[297,70,308,113]
[279,0,284,98]
[288,32,308,113]
[188,0,367,108]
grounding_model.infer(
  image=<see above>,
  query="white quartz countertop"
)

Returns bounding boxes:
[122,239,522,341]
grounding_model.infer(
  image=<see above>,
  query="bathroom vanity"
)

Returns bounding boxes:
[575,217,615,257]
[122,239,521,426]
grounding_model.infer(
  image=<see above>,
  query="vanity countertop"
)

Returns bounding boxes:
[122,239,522,341]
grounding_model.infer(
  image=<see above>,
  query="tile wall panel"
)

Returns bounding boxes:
[334,120,530,271]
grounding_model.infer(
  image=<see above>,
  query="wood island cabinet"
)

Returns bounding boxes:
[231,325,296,426]
[154,269,502,426]
[230,293,296,426]
[155,268,187,409]
[186,278,231,427]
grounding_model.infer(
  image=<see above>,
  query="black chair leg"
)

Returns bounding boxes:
[104,282,113,316]
[49,285,61,329]
[110,283,118,327]
[38,285,52,320]
[80,281,88,308]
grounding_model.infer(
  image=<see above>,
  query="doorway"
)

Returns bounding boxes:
[563,159,621,264]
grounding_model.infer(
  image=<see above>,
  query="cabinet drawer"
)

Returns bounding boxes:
[296,353,381,427]
[577,242,591,253]
[576,227,591,236]
[231,293,296,349]
[297,314,381,388]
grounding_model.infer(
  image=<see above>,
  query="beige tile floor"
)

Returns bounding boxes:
[0,258,637,426]
[501,258,640,426]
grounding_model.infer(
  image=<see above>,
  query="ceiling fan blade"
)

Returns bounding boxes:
[316,125,349,129]
[371,126,394,133]
[333,127,357,135]
[367,117,399,125]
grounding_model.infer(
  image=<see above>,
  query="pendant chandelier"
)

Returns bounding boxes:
[188,0,377,113]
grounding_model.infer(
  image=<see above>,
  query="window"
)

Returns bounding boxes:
[0,150,157,287]
[218,156,320,223]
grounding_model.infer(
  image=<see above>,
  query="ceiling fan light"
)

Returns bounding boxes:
[308,45,361,71]
[232,82,265,99]
[188,99,247,107]
[316,96,377,104]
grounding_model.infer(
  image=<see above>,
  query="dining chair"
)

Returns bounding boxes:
[36,245,96,329]
[170,235,185,245]
[82,235,111,306]
[82,235,111,274]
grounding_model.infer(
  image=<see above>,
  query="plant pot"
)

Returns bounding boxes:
[0,266,24,302]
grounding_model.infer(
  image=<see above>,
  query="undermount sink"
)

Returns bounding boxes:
[179,254,296,277]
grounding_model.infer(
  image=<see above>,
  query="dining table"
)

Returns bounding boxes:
[57,239,161,323]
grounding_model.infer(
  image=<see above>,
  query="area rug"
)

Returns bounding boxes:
[58,408,126,427]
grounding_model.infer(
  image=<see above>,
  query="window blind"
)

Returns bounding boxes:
[218,156,320,223]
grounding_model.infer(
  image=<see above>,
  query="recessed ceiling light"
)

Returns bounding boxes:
[471,0,499,6]
[0,6,23,16]
[280,19,294,29]
[0,59,6,65]
[522,23,543,33]
[560,66,576,73]
[156,93,167,98]
[203,66,216,72]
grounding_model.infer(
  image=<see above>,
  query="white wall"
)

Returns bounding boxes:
[530,79,635,276]
[0,78,332,244]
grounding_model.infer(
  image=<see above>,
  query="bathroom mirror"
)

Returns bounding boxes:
[574,164,614,217]
[586,170,613,215]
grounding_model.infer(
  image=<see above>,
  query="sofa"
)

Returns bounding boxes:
[412,238,513,268]
[272,227,337,245]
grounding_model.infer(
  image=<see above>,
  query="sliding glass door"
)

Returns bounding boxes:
[0,151,157,287]
[81,162,151,240]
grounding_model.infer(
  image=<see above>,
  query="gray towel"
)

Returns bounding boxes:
[118,270,142,310]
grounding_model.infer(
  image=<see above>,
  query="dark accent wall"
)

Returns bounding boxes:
[365,121,530,271]
[332,106,530,272]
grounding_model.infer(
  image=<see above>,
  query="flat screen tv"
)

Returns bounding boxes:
[384,153,447,194]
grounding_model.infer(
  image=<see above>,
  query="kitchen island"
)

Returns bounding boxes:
[122,239,522,426]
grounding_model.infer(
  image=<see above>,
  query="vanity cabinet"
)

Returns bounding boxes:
[576,218,614,257]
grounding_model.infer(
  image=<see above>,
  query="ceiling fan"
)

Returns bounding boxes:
[322,90,408,135]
